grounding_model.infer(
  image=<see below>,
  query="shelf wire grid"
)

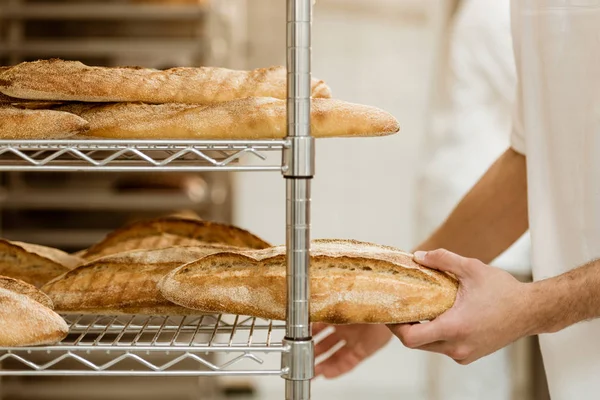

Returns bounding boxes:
[0,140,288,172]
[0,314,287,376]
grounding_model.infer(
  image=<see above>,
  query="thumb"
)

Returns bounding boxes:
[413,248,468,278]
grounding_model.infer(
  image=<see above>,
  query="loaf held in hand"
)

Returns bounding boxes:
[79,217,271,261]
[159,239,458,324]
[58,97,400,140]
[42,245,241,315]
[0,287,68,347]
[0,59,331,103]
[0,106,88,139]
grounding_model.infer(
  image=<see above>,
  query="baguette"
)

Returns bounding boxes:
[0,239,76,287]
[159,239,458,324]
[79,217,271,261]
[0,275,54,309]
[13,242,82,270]
[0,106,88,139]
[42,245,240,315]
[57,97,400,140]
[0,59,331,103]
[0,287,68,347]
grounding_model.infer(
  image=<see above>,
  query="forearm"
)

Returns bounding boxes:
[414,148,528,264]
[529,260,600,334]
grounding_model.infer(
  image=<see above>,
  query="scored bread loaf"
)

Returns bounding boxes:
[79,217,271,261]
[0,106,88,139]
[0,239,79,287]
[0,275,54,309]
[13,242,82,270]
[57,97,400,140]
[42,245,240,315]
[0,287,68,347]
[0,59,331,103]
[159,239,458,324]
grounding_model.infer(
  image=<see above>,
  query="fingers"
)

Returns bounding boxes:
[315,346,362,379]
[314,332,343,357]
[388,321,448,349]
[312,322,329,336]
[413,248,469,277]
[416,341,472,364]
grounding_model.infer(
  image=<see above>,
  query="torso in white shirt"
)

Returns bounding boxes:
[510,0,600,398]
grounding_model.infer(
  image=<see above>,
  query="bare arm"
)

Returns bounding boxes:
[315,148,530,377]
[415,147,529,263]
[530,260,600,334]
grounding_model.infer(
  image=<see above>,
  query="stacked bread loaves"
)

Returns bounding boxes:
[0,59,400,140]
[0,214,458,347]
[37,215,458,325]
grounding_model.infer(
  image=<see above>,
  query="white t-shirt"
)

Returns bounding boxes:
[510,1,600,398]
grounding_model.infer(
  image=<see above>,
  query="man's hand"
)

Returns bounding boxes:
[313,323,392,379]
[389,249,535,365]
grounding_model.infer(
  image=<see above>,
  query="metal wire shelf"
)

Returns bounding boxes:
[0,140,287,172]
[0,314,287,376]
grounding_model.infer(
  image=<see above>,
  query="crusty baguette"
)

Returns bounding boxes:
[79,217,271,261]
[42,245,240,315]
[0,275,54,309]
[0,91,63,109]
[0,106,88,139]
[159,239,458,324]
[0,59,331,103]
[13,242,82,270]
[0,239,73,287]
[0,287,68,347]
[57,97,400,140]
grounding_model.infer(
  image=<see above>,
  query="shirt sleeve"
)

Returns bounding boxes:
[510,80,526,155]
[509,0,526,155]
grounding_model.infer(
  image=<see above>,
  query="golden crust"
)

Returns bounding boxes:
[79,217,271,261]
[0,275,54,309]
[42,245,242,315]
[0,287,68,346]
[57,97,399,140]
[0,59,331,104]
[0,239,73,288]
[159,239,458,324]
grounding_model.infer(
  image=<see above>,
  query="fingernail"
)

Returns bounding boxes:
[414,251,427,262]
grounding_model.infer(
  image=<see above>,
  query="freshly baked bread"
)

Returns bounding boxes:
[42,245,239,315]
[0,287,68,346]
[57,97,399,140]
[0,59,331,103]
[0,239,75,287]
[0,106,88,139]
[0,90,63,109]
[79,217,271,261]
[13,242,82,270]
[0,275,54,309]
[159,239,458,324]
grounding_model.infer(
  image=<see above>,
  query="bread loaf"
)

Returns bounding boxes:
[0,287,68,346]
[0,239,76,287]
[0,59,331,103]
[57,97,400,140]
[42,245,240,315]
[0,106,88,139]
[159,239,458,324]
[14,242,82,270]
[79,217,271,261]
[0,275,54,309]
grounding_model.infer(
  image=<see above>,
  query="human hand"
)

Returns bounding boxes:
[389,249,534,365]
[313,323,393,379]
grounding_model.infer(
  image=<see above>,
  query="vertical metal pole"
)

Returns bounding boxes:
[281,0,314,399]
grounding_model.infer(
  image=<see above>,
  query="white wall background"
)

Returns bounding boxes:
[231,1,446,398]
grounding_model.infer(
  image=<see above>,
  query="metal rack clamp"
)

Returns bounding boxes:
[282,0,315,399]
